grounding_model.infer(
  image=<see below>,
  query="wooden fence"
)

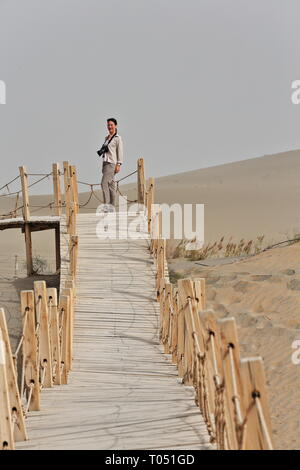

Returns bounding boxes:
[146,180,274,450]
[0,161,78,449]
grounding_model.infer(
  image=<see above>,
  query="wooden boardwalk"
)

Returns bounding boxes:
[17,212,213,450]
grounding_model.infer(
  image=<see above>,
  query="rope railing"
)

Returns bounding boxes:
[0,174,21,195]
[146,177,274,451]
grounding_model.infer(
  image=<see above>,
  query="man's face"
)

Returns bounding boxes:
[107,121,116,134]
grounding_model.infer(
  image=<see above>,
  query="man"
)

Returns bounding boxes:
[100,118,124,210]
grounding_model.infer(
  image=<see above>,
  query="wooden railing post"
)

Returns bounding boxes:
[69,235,78,280]
[218,317,243,450]
[137,157,145,207]
[55,225,61,274]
[21,290,40,411]
[47,288,61,385]
[200,309,224,447]
[240,357,273,450]
[62,287,74,370]
[59,295,70,385]
[159,277,166,344]
[176,280,187,379]
[156,238,165,300]
[147,177,154,233]
[0,309,27,442]
[171,289,179,365]
[52,163,62,216]
[164,282,173,354]
[34,281,53,388]
[19,166,30,222]
[63,161,71,232]
[0,328,14,450]
[19,166,33,276]
[70,165,79,214]
[177,279,195,386]
[160,282,172,354]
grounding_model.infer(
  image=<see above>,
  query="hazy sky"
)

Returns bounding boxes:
[1,0,300,191]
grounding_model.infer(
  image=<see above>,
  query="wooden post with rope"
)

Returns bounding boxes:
[0,328,14,450]
[137,157,145,207]
[171,289,179,364]
[47,288,61,386]
[34,281,53,389]
[200,309,224,448]
[69,235,78,280]
[240,357,273,450]
[19,166,33,276]
[70,165,79,214]
[63,161,71,233]
[59,295,70,385]
[52,163,62,216]
[176,280,186,379]
[0,309,27,442]
[156,239,165,300]
[163,282,172,354]
[177,279,194,385]
[218,317,244,450]
[62,287,74,370]
[147,177,154,233]
[20,290,40,411]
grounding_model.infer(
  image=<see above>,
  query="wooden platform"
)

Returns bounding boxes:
[0,215,60,231]
[17,212,213,450]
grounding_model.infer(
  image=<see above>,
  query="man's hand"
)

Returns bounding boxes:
[115,164,121,174]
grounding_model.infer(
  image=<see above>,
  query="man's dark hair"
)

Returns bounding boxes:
[107,118,117,126]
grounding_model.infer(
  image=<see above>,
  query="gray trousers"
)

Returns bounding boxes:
[101,162,116,206]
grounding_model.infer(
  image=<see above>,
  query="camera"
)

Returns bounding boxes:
[97,144,108,157]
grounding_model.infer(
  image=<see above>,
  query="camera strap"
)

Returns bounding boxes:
[105,132,117,146]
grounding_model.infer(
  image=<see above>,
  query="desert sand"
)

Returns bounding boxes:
[1,148,300,448]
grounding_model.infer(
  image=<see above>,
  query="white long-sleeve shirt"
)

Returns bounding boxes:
[103,133,124,165]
